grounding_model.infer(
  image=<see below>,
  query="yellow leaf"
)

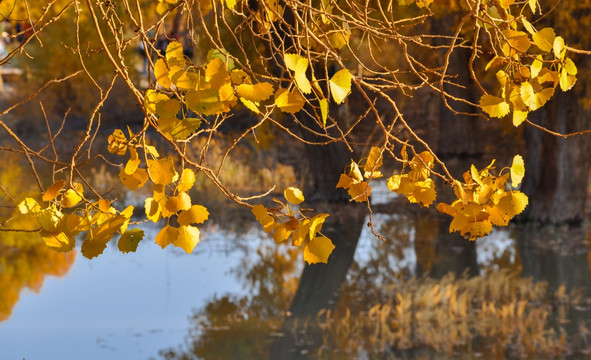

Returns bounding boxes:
[559,69,576,92]
[38,206,63,232]
[308,213,329,240]
[513,110,528,127]
[119,168,149,190]
[510,154,525,187]
[336,173,354,189]
[521,18,536,35]
[224,0,237,10]
[387,174,402,191]
[292,219,310,247]
[347,181,370,202]
[520,81,553,111]
[43,180,65,202]
[532,28,555,53]
[154,58,171,89]
[144,90,169,114]
[530,55,543,79]
[501,29,530,59]
[304,236,335,264]
[165,41,185,68]
[40,231,75,252]
[240,98,261,114]
[529,0,537,13]
[564,57,577,75]
[171,68,200,91]
[364,147,383,176]
[485,56,507,71]
[553,36,565,59]
[155,225,180,249]
[118,229,145,253]
[252,204,275,232]
[178,205,209,226]
[236,82,274,102]
[18,197,40,214]
[273,223,292,243]
[408,179,436,207]
[81,237,108,259]
[145,197,162,223]
[498,0,514,10]
[124,147,140,175]
[147,157,177,185]
[284,54,312,94]
[274,88,305,113]
[205,57,230,90]
[155,98,181,118]
[107,129,128,155]
[479,94,510,118]
[319,98,328,127]
[329,69,352,104]
[328,27,350,49]
[174,225,200,254]
[178,168,196,192]
[62,183,84,208]
[165,192,192,213]
[186,89,224,116]
[284,187,305,205]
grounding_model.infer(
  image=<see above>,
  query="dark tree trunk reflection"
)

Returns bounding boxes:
[269,203,367,359]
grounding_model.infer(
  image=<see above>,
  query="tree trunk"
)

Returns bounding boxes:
[521,91,591,224]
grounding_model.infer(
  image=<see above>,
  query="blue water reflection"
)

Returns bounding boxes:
[0,223,259,360]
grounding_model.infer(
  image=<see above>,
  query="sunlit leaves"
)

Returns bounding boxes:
[510,155,525,187]
[336,160,370,202]
[284,54,312,94]
[155,225,180,249]
[252,188,335,264]
[147,157,177,185]
[329,69,352,104]
[154,58,172,89]
[479,95,510,118]
[178,205,209,226]
[176,225,200,254]
[386,150,437,207]
[274,88,306,113]
[18,197,40,214]
[119,168,149,190]
[436,157,528,240]
[62,183,83,208]
[532,28,555,53]
[107,129,128,155]
[236,83,274,102]
[42,180,65,202]
[303,236,335,265]
[284,187,305,205]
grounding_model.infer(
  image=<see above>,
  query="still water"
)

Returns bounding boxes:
[2,185,591,359]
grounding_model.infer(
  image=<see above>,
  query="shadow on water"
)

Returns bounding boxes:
[158,202,591,359]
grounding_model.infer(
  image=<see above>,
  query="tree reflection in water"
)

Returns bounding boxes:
[159,202,591,359]
[0,154,77,322]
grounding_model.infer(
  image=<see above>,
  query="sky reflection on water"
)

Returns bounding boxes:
[0,223,257,360]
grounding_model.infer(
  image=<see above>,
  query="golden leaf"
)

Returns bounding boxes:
[252,204,275,232]
[155,225,180,249]
[177,205,209,226]
[43,180,65,202]
[205,57,230,90]
[40,231,75,252]
[165,192,192,214]
[510,154,525,187]
[119,168,149,190]
[274,88,306,113]
[479,94,510,118]
[18,197,40,214]
[178,168,196,192]
[304,236,335,264]
[147,157,177,185]
[124,147,141,175]
[329,69,352,104]
[145,197,162,223]
[154,58,171,89]
[174,225,200,254]
[236,82,274,102]
[532,28,555,53]
[284,187,305,205]
[553,36,565,59]
[62,183,83,208]
[284,54,312,94]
